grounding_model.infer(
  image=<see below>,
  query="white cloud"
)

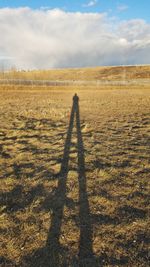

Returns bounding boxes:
[83,0,98,8]
[117,4,128,12]
[0,7,150,70]
[40,6,51,11]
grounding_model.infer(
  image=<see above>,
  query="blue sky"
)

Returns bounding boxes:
[0,0,150,22]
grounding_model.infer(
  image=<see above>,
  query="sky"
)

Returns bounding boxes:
[0,0,150,69]
[0,0,150,21]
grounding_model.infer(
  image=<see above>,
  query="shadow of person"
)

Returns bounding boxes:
[75,95,94,265]
[26,94,96,267]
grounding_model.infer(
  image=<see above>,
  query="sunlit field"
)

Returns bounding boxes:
[0,83,150,267]
[0,65,150,81]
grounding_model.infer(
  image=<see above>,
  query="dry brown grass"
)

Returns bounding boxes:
[0,65,150,81]
[0,84,150,267]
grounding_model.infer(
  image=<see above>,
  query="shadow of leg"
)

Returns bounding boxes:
[45,103,76,266]
[76,103,95,265]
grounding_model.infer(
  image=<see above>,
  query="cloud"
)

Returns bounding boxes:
[117,4,128,12]
[40,6,51,11]
[83,0,98,8]
[0,56,14,60]
[0,7,150,70]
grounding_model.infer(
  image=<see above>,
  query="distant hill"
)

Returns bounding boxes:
[1,65,150,81]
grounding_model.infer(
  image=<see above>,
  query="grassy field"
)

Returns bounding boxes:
[0,65,150,81]
[0,84,150,267]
